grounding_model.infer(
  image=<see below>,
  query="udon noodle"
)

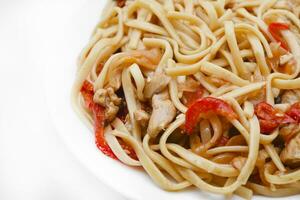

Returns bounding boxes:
[72,0,300,198]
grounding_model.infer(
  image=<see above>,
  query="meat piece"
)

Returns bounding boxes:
[134,109,150,127]
[231,156,247,171]
[105,103,119,122]
[128,48,162,70]
[280,124,300,143]
[281,89,300,104]
[280,133,300,167]
[144,71,171,99]
[94,87,122,121]
[147,92,176,138]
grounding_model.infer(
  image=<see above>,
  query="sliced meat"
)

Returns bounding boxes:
[129,48,162,70]
[134,109,150,127]
[280,133,300,167]
[144,71,171,99]
[147,92,176,138]
[93,87,121,121]
[281,89,300,104]
[279,124,300,143]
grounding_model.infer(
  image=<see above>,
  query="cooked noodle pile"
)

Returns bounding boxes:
[72,0,300,198]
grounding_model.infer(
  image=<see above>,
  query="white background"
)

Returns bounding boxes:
[0,0,124,199]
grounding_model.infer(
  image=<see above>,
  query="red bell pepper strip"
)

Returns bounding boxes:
[81,81,117,159]
[268,22,290,51]
[185,97,237,134]
[286,102,300,123]
[80,80,94,111]
[81,80,137,160]
[255,102,295,134]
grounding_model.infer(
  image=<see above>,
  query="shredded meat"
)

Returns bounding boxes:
[134,109,150,127]
[280,133,300,167]
[281,89,300,104]
[231,156,247,171]
[94,87,121,121]
[128,48,162,70]
[147,92,176,138]
[280,124,300,143]
[144,71,171,99]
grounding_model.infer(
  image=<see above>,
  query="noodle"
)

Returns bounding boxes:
[72,0,300,198]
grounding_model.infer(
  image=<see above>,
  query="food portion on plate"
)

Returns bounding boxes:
[71,0,300,198]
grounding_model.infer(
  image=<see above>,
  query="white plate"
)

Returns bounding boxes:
[43,0,299,200]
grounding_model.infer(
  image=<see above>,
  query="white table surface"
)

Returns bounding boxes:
[0,0,125,199]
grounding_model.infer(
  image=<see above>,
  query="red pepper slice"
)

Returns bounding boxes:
[80,80,94,111]
[93,104,118,159]
[286,102,300,123]
[258,119,280,134]
[185,97,237,134]
[183,87,204,107]
[81,81,137,160]
[81,81,117,159]
[268,22,290,51]
[255,102,295,134]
